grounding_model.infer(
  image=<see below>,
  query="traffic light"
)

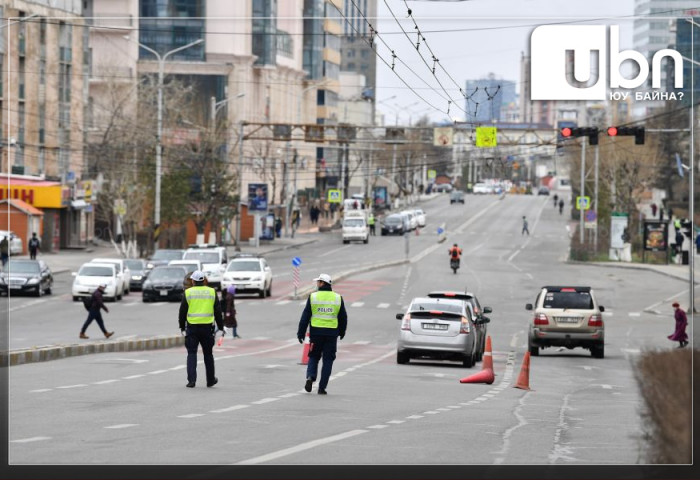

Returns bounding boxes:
[560,127,599,145]
[606,126,645,145]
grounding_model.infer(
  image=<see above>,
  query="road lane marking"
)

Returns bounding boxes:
[252,398,279,405]
[10,437,51,443]
[29,389,52,393]
[351,302,364,307]
[377,303,390,309]
[178,414,205,419]
[111,358,147,363]
[147,370,168,375]
[55,384,87,389]
[629,312,641,317]
[278,393,300,398]
[210,405,249,413]
[353,341,370,345]
[386,420,405,424]
[406,415,424,420]
[424,411,439,415]
[318,245,352,258]
[9,299,48,312]
[104,424,138,429]
[236,429,368,465]
[276,300,291,305]
[93,380,120,385]
[123,375,145,380]
[368,425,388,429]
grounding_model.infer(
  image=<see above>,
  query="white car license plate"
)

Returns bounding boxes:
[10,285,21,289]
[557,317,578,323]
[160,290,168,296]
[422,323,447,330]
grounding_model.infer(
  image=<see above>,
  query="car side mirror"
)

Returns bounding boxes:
[483,306,492,314]
[71,272,77,277]
[481,316,491,324]
[525,303,533,310]
[395,313,404,320]
[599,306,605,312]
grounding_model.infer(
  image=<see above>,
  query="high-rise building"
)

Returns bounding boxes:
[340,0,377,101]
[465,73,516,124]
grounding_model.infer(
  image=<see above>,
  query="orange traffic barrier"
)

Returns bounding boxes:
[514,351,531,390]
[482,336,493,371]
[299,333,310,365]
[459,368,495,384]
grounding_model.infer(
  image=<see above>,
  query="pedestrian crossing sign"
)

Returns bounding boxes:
[476,127,497,147]
[576,196,591,211]
[328,189,342,203]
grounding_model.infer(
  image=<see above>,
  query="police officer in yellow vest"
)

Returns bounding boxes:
[178,270,224,388]
[368,211,376,236]
[297,273,347,395]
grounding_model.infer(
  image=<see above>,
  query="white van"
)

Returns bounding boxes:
[342,210,369,244]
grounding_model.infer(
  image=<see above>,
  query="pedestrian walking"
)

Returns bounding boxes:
[368,211,376,236]
[558,199,564,215]
[28,232,40,260]
[522,216,530,235]
[79,284,114,339]
[553,193,558,207]
[0,236,8,267]
[222,285,240,338]
[668,302,689,348]
[696,232,700,255]
[297,273,347,395]
[651,203,658,217]
[675,228,684,256]
[178,271,224,388]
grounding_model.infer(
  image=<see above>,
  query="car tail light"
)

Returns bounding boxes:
[459,316,471,334]
[534,313,549,325]
[401,314,411,331]
[588,314,603,327]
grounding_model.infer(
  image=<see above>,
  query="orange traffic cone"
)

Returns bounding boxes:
[460,368,494,384]
[299,333,310,365]
[482,336,493,371]
[514,351,531,390]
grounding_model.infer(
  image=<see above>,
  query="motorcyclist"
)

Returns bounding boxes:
[448,243,462,268]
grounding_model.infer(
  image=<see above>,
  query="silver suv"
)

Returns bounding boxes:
[526,286,605,358]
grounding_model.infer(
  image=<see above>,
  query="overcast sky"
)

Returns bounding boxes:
[374,0,636,123]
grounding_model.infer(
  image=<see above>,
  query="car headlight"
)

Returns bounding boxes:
[132,275,142,280]
[146,263,155,269]
[27,277,40,285]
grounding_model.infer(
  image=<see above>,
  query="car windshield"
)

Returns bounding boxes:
[79,266,114,276]
[149,268,185,281]
[6,262,40,274]
[543,291,594,309]
[151,250,183,261]
[344,218,365,227]
[171,263,198,273]
[183,251,220,264]
[227,261,261,272]
[410,301,463,315]
[125,260,144,270]
[385,216,401,225]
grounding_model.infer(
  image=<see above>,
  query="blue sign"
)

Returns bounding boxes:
[437,227,444,235]
[292,257,302,266]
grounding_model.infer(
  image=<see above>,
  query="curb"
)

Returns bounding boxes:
[567,260,697,284]
[7,335,185,367]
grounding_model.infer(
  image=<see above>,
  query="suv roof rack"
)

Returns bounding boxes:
[187,243,221,249]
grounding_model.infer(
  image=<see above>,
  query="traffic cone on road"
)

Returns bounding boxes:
[514,351,531,390]
[299,333,310,365]
[482,336,493,371]
[459,368,494,384]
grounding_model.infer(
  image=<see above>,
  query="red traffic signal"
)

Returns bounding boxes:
[559,126,599,145]
[561,127,573,138]
[607,126,618,136]
[606,126,644,144]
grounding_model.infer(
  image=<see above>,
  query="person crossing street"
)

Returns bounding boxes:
[297,273,347,395]
[79,284,114,339]
[522,216,530,235]
[178,271,224,388]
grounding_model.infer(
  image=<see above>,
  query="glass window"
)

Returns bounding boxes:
[6,261,40,274]
[79,265,114,276]
[227,261,262,272]
[149,267,186,281]
[542,291,593,309]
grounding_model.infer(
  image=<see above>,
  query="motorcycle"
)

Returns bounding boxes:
[450,257,460,274]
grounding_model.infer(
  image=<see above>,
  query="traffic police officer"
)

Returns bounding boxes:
[368,211,376,236]
[297,273,347,395]
[178,270,224,388]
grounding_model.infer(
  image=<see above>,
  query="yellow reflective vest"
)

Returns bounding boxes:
[310,291,341,329]
[185,285,216,324]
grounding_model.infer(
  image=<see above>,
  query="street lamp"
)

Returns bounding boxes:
[127,37,204,252]
[210,92,245,129]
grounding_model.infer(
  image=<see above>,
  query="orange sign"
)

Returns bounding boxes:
[0,184,66,208]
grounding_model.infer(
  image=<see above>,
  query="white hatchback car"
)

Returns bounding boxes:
[72,263,122,302]
[0,230,23,255]
[91,258,131,295]
[412,209,426,227]
[222,254,272,298]
[401,211,418,231]
[182,247,227,290]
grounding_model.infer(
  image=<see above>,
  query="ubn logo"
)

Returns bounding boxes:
[530,25,683,100]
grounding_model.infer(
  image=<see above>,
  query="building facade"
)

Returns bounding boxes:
[2,0,93,250]
[340,0,376,102]
[465,73,516,124]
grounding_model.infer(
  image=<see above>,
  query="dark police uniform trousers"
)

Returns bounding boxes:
[185,323,216,385]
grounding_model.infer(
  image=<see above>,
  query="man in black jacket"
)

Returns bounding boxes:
[79,284,114,339]
[297,273,347,395]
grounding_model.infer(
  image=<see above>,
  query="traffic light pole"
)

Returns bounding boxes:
[594,144,599,251]
[580,136,587,244]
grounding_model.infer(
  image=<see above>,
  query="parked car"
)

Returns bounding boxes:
[412,208,427,227]
[222,254,272,298]
[0,259,53,296]
[432,183,453,193]
[182,246,227,290]
[472,183,492,194]
[168,259,203,287]
[142,266,188,302]
[91,258,131,295]
[526,286,605,358]
[381,214,407,236]
[124,259,148,291]
[450,190,465,204]
[146,249,185,271]
[396,296,478,368]
[342,213,370,244]
[72,263,122,302]
[0,230,23,255]
[427,291,492,362]
[401,210,418,231]
[538,186,551,196]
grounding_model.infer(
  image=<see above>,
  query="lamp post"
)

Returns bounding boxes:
[210,92,245,129]
[132,38,204,252]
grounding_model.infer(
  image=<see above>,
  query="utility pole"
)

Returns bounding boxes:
[283,144,289,237]
[580,136,587,244]
[392,143,397,208]
[594,144,599,251]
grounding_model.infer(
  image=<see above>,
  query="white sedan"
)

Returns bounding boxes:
[412,209,426,227]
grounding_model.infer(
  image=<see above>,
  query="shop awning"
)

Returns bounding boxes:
[0,199,44,216]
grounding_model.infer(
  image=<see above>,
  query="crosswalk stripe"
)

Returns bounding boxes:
[377,303,390,309]
[351,302,364,308]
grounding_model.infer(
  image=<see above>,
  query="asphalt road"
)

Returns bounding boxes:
[7,193,688,465]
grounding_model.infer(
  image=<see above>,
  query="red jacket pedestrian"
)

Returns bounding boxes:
[668,302,688,348]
